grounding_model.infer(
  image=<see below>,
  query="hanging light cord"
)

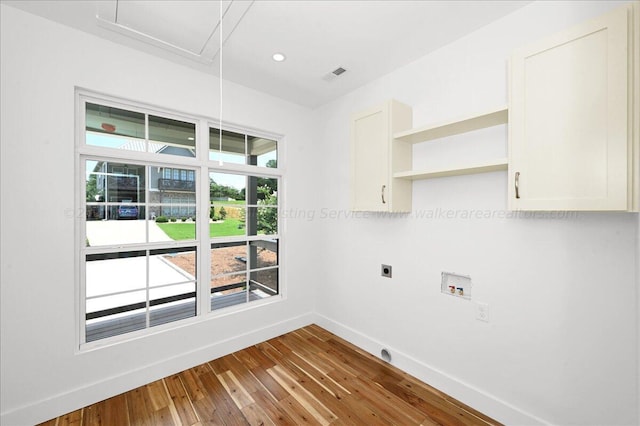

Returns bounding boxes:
[218,0,223,165]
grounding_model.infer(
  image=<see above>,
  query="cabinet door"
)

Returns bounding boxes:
[351,104,390,211]
[509,5,630,211]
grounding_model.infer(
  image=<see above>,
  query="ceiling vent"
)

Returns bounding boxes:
[322,66,347,82]
[332,67,347,76]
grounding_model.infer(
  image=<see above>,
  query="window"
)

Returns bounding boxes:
[208,169,279,310]
[78,93,282,346]
[209,127,277,167]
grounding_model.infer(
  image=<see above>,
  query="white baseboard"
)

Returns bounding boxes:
[3,312,549,425]
[312,313,549,426]
[1,312,314,426]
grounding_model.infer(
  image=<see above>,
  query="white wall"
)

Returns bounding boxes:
[2,1,639,425]
[0,5,318,425]
[313,1,639,425]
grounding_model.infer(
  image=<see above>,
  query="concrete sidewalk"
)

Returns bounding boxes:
[86,219,173,246]
[86,254,195,313]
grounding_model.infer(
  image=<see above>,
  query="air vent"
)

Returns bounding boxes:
[322,66,347,82]
[332,67,347,76]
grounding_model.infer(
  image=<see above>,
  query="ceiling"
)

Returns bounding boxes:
[3,0,532,108]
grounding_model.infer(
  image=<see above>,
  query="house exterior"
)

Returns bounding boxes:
[87,140,197,220]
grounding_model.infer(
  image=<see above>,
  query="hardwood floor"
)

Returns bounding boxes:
[39,325,501,425]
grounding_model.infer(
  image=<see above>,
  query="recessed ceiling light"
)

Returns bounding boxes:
[272,53,286,62]
[187,137,195,141]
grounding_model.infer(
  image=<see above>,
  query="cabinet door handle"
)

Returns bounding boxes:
[381,185,386,204]
[515,172,520,199]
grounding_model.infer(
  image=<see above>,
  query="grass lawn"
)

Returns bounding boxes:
[211,200,246,206]
[157,219,245,240]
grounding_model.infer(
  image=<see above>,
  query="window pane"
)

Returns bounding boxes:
[209,129,278,167]
[211,242,247,275]
[85,250,147,341]
[255,176,278,201]
[211,272,246,292]
[249,239,278,269]
[149,164,197,241]
[209,172,246,238]
[149,115,196,157]
[248,136,277,168]
[250,268,278,296]
[85,103,145,150]
[86,304,147,342]
[86,161,146,204]
[209,172,246,202]
[149,247,196,287]
[84,160,148,246]
[151,208,197,242]
[107,163,146,204]
[208,172,279,238]
[247,207,278,236]
[86,251,146,300]
[85,204,146,246]
[210,128,246,164]
[149,282,196,327]
[211,272,247,310]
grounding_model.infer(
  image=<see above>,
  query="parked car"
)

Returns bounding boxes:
[117,204,138,219]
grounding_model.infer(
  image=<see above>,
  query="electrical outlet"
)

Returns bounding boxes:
[381,264,392,278]
[476,302,489,322]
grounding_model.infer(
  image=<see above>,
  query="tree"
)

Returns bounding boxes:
[86,173,99,201]
[257,193,278,234]
[219,206,227,220]
[210,179,243,200]
[256,159,277,199]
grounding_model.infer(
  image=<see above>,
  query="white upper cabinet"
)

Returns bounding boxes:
[350,100,412,212]
[509,3,639,211]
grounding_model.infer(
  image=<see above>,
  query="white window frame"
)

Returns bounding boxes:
[75,89,284,351]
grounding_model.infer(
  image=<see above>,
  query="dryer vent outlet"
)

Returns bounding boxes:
[381,348,392,363]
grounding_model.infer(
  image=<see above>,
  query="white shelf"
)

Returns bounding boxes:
[393,106,508,144]
[394,158,508,180]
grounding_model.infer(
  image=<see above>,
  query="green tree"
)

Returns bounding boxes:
[219,206,227,220]
[210,179,243,200]
[86,173,99,201]
[256,159,277,197]
[257,193,278,234]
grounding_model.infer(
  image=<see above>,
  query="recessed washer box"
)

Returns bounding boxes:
[441,272,472,299]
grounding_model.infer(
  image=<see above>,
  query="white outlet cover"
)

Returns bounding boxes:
[476,301,489,322]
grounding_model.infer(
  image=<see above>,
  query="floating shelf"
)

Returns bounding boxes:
[394,158,508,180]
[394,106,508,144]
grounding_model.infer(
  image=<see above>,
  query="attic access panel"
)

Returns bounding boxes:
[96,0,252,63]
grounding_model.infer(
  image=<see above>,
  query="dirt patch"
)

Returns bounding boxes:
[166,246,277,292]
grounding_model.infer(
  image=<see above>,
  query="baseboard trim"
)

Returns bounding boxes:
[1,312,314,426]
[312,313,549,426]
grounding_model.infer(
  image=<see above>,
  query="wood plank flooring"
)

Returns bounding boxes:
[39,325,501,426]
